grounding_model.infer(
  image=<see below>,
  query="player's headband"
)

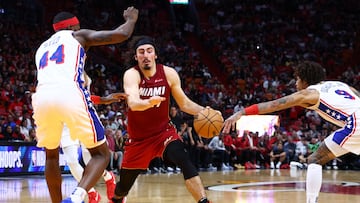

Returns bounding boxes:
[134,37,156,51]
[53,17,79,31]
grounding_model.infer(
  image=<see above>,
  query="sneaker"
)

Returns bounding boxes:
[159,167,167,173]
[106,171,116,200]
[198,197,211,203]
[270,162,275,169]
[88,191,101,203]
[221,163,230,170]
[290,161,304,169]
[61,197,84,203]
[167,167,174,172]
[152,167,159,173]
[234,163,244,169]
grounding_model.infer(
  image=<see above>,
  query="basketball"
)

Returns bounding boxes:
[193,108,224,139]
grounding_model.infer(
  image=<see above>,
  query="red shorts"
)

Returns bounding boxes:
[121,126,181,169]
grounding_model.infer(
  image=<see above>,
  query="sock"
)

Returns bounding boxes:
[88,188,96,193]
[306,164,322,203]
[70,187,87,201]
[103,170,113,181]
[63,145,84,182]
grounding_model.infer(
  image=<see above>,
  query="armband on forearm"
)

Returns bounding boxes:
[244,104,259,115]
[90,95,101,105]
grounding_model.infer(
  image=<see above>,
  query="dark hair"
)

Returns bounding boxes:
[129,35,157,54]
[125,35,159,68]
[294,61,326,85]
[53,11,76,24]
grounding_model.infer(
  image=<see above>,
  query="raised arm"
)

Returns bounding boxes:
[74,6,138,50]
[222,88,319,133]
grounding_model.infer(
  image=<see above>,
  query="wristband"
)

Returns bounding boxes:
[244,104,259,115]
[90,95,101,105]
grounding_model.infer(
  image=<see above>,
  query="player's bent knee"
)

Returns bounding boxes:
[164,140,198,179]
[182,163,199,180]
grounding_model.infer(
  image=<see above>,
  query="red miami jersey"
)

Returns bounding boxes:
[127,64,172,140]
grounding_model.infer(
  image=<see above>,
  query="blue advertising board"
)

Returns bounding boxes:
[0,142,73,176]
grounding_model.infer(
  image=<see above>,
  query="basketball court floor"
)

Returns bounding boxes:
[1,169,359,203]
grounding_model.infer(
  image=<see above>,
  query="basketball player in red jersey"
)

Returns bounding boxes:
[111,36,212,203]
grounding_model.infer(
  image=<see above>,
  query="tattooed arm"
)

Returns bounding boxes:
[257,89,319,114]
[74,7,138,50]
[222,89,319,133]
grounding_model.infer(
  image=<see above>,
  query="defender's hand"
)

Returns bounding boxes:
[123,6,139,22]
[102,93,128,104]
[222,112,242,133]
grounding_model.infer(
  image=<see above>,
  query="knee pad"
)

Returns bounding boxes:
[164,140,198,179]
[115,169,142,197]
[114,181,129,197]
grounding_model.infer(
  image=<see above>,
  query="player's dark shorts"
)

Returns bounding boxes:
[121,125,181,169]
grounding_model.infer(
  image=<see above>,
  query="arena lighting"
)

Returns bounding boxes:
[236,115,280,137]
[169,0,189,5]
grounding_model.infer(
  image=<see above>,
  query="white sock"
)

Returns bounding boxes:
[63,145,84,183]
[88,188,96,193]
[70,187,87,202]
[103,170,113,181]
[306,163,322,203]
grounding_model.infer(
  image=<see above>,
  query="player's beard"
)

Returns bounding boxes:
[143,64,151,70]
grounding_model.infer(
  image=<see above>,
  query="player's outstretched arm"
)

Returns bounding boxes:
[91,93,128,105]
[123,68,166,111]
[75,6,138,49]
[222,89,319,133]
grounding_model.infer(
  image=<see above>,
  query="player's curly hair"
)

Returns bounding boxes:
[294,61,326,85]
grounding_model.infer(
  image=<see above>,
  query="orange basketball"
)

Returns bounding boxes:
[193,108,224,139]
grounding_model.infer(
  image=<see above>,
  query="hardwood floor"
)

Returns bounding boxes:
[1,169,359,202]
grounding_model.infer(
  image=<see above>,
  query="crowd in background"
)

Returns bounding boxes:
[0,0,360,171]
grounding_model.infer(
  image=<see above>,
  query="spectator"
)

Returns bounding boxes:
[208,133,231,170]
[256,133,271,168]
[270,141,286,169]
[19,118,30,139]
[12,125,25,140]
[170,106,183,133]
[284,135,297,163]
[239,131,261,168]
[223,132,237,167]
[113,129,124,172]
